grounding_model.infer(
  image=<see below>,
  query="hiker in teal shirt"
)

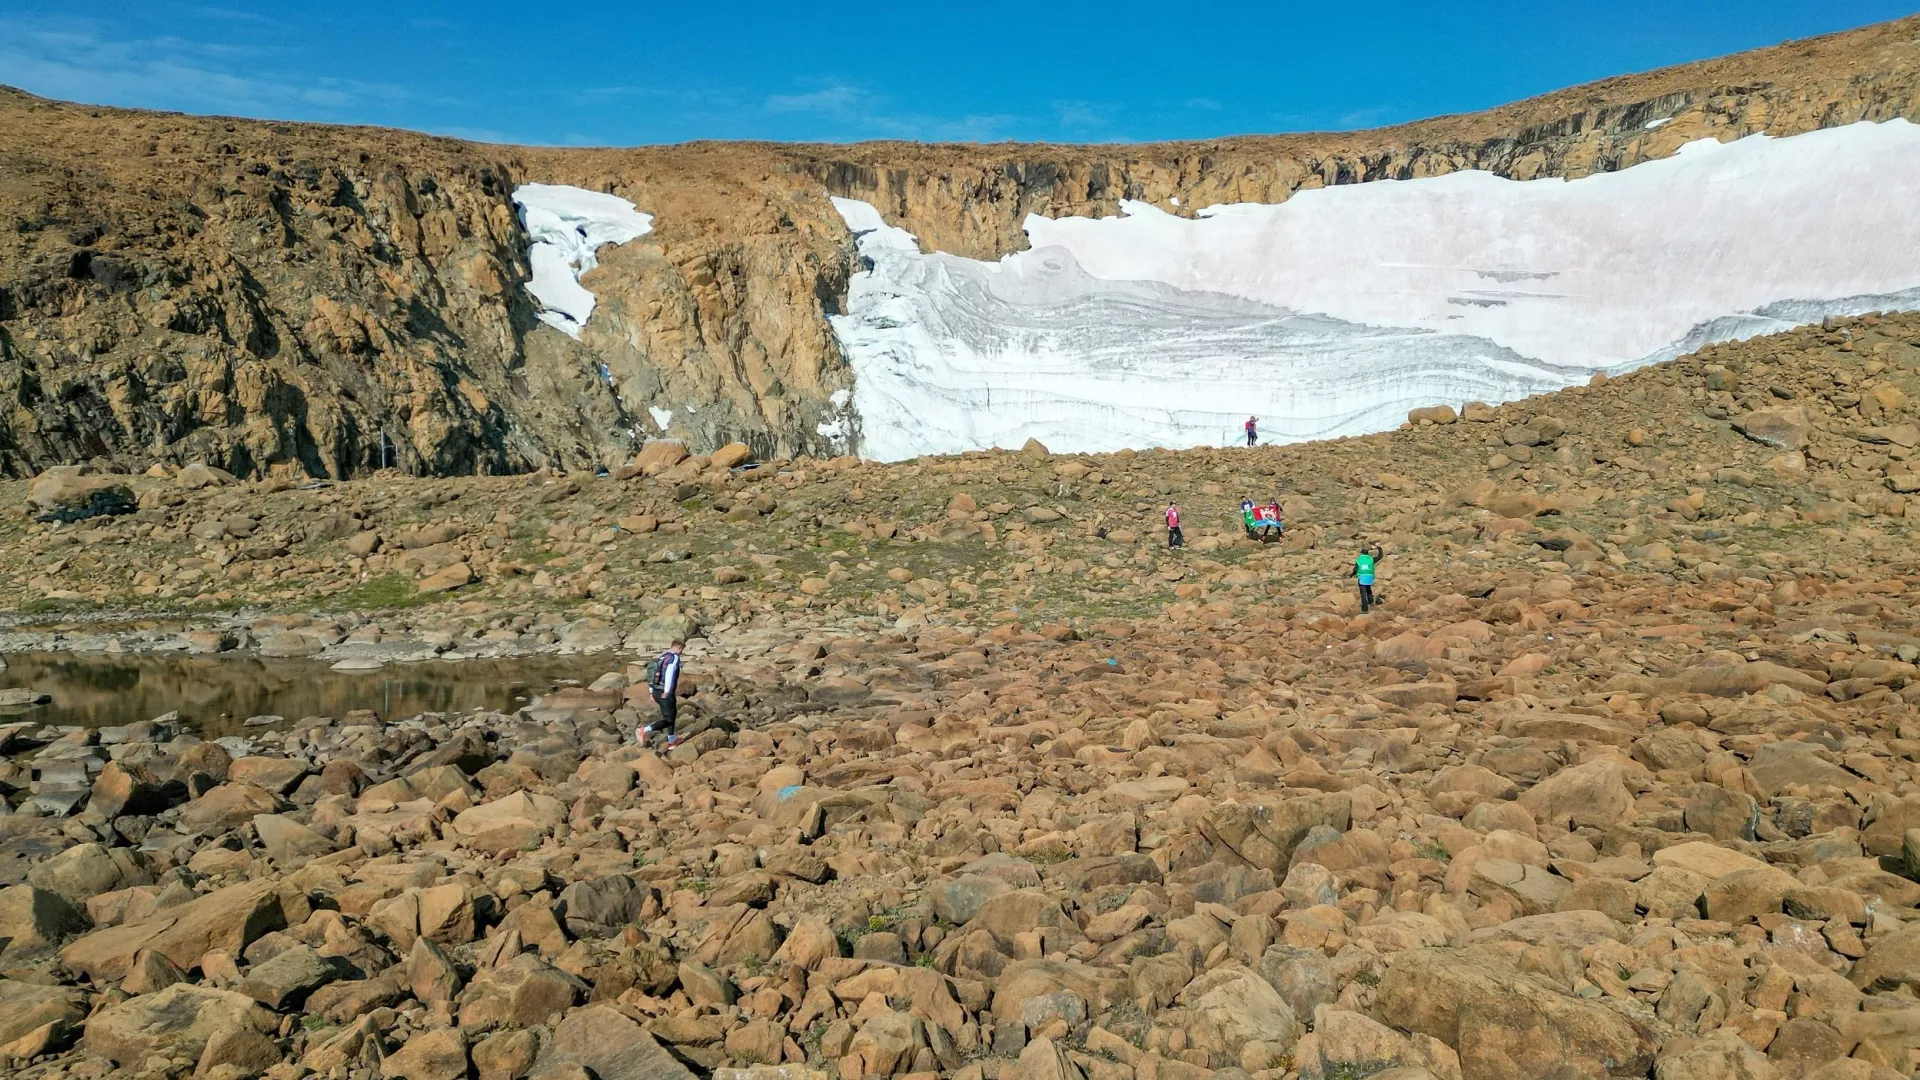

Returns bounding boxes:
[1346,542,1385,613]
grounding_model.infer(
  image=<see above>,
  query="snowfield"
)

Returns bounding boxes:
[512,184,654,338]
[828,120,1920,461]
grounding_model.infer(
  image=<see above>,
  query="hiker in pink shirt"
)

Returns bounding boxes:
[1165,502,1184,549]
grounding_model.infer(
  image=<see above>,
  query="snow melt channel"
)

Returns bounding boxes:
[512,183,654,338]
[828,120,1920,461]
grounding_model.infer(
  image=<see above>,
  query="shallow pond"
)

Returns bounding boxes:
[0,651,626,737]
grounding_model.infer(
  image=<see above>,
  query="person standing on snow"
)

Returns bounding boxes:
[1166,502,1184,549]
[1345,543,1385,613]
[1245,417,1259,447]
[638,639,685,748]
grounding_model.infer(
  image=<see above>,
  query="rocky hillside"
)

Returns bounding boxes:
[2,17,1920,478]
[0,310,1919,1079]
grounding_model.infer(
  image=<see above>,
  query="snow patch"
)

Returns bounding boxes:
[649,406,673,430]
[512,183,653,338]
[1645,117,1673,130]
[829,120,1920,460]
[829,389,852,408]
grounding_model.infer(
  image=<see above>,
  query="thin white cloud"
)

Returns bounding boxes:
[1052,100,1108,129]
[1336,105,1398,130]
[179,6,282,25]
[765,82,866,115]
[0,14,411,121]
[0,19,1166,145]
[756,78,1028,142]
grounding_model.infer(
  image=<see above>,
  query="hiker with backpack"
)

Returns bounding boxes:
[1245,417,1258,447]
[638,639,685,748]
[1166,502,1184,549]
[1345,543,1385,613]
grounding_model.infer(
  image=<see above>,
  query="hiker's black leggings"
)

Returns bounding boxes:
[1359,583,1374,613]
[650,692,677,736]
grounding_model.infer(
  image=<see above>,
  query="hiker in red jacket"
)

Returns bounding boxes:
[1245,417,1258,447]
[1165,502,1184,549]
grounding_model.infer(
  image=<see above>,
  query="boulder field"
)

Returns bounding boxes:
[0,312,1918,1079]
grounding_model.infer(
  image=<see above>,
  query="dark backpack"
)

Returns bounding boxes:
[646,654,669,695]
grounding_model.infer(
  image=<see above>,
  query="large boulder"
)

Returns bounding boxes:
[61,879,286,981]
[971,889,1070,949]
[1260,945,1339,1021]
[228,756,311,795]
[0,980,89,1058]
[625,612,700,651]
[531,1003,698,1080]
[930,875,1014,926]
[1465,858,1570,916]
[178,783,282,833]
[1676,660,1826,697]
[252,813,342,865]
[450,791,567,854]
[1750,742,1858,797]
[80,983,275,1065]
[234,943,336,1010]
[1200,793,1352,872]
[26,843,152,904]
[1518,761,1633,829]
[1851,921,1920,993]
[27,466,135,513]
[1651,841,1770,880]
[0,885,90,959]
[1733,406,1812,450]
[709,442,754,469]
[1295,1007,1457,1080]
[1180,967,1303,1059]
[992,959,1124,1021]
[848,1010,923,1076]
[1684,784,1760,841]
[457,952,584,1028]
[634,440,691,477]
[90,760,173,819]
[381,1027,468,1080]
[1374,947,1655,1080]
[1652,1030,1777,1080]
[174,463,236,489]
[557,875,649,937]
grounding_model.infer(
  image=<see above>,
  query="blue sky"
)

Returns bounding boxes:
[0,2,1911,145]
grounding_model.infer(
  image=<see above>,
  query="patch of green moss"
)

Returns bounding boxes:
[329,573,430,610]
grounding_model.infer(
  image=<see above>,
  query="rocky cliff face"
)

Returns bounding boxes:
[2,16,1918,478]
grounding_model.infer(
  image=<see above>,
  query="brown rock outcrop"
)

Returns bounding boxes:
[3,15,1919,476]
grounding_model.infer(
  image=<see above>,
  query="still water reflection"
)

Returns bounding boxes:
[0,651,624,737]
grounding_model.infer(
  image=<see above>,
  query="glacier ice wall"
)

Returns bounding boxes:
[828,120,1920,460]
[512,183,654,338]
